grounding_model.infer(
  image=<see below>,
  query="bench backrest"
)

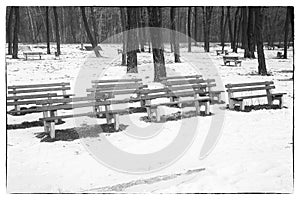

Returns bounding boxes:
[7,82,71,103]
[225,81,275,96]
[88,78,146,101]
[140,77,210,100]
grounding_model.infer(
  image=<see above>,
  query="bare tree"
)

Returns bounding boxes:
[194,7,199,46]
[247,7,256,58]
[120,7,127,66]
[283,7,290,59]
[53,7,61,55]
[220,7,227,51]
[45,7,51,54]
[170,7,180,63]
[202,6,213,52]
[12,7,19,59]
[148,7,166,81]
[254,7,267,75]
[187,7,192,52]
[126,7,138,73]
[6,7,14,55]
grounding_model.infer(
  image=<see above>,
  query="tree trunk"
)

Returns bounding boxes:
[242,7,250,58]
[288,6,294,48]
[247,7,256,58]
[126,7,138,73]
[220,7,225,50]
[254,7,267,75]
[53,7,61,55]
[283,7,290,59]
[194,7,198,46]
[148,7,166,81]
[90,7,99,45]
[45,7,51,54]
[170,7,181,63]
[81,7,101,57]
[187,7,192,52]
[69,7,77,43]
[12,6,19,59]
[232,8,240,53]
[137,7,145,52]
[227,7,234,50]
[202,7,213,52]
[120,7,127,66]
[7,7,14,55]
[26,7,36,43]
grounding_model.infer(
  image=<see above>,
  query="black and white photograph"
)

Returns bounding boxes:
[2,0,297,198]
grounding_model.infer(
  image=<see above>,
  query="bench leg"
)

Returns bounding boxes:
[140,99,146,107]
[154,108,160,122]
[43,111,49,132]
[114,114,120,131]
[50,110,58,123]
[195,100,200,115]
[205,101,210,115]
[50,122,55,139]
[240,101,245,111]
[105,105,112,124]
[228,99,235,109]
[146,107,152,120]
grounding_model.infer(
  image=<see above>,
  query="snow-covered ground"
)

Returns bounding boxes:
[6,43,293,193]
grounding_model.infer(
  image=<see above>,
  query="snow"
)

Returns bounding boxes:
[6,43,293,193]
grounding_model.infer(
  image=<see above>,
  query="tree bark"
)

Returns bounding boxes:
[53,7,61,55]
[126,7,138,73]
[283,7,290,59]
[187,7,192,52]
[242,7,251,58]
[137,7,145,52]
[7,7,14,55]
[247,7,256,58]
[170,7,181,63]
[120,7,127,66]
[227,7,234,50]
[148,7,166,81]
[220,7,227,51]
[194,7,198,46]
[12,6,19,59]
[90,7,99,45]
[254,7,267,75]
[232,8,240,53]
[45,7,51,54]
[202,7,213,52]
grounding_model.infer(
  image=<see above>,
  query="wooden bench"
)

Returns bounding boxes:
[88,78,147,112]
[37,96,135,138]
[160,75,224,103]
[7,82,73,115]
[223,56,242,66]
[277,52,284,58]
[225,81,286,111]
[22,46,43,60]
[117,49,123,54]
[140,77,211,122]
[216,49,228,55]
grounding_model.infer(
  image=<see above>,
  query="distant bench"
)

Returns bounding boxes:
[216,49,228,55]
[225,81,286,111]
[7,82,73,115]
[23,51,43,60]
[160,75,224,103]
[223,56,242,66]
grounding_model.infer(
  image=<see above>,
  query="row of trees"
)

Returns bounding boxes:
[6,6,294,78]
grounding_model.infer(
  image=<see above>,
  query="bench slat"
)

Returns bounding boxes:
[91,79,142,84]
[8,86,71,94]
[227,85,275,93]
[159,75,202,81]
[163,79,207,86]
[7,93,58,100]
[146,97,211,108]
[92,83,144,90]
[39,109,130,122]
[8,82,70,89]
[225,81,274,88]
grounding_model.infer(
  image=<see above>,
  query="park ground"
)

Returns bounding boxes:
[6,43,293,193]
